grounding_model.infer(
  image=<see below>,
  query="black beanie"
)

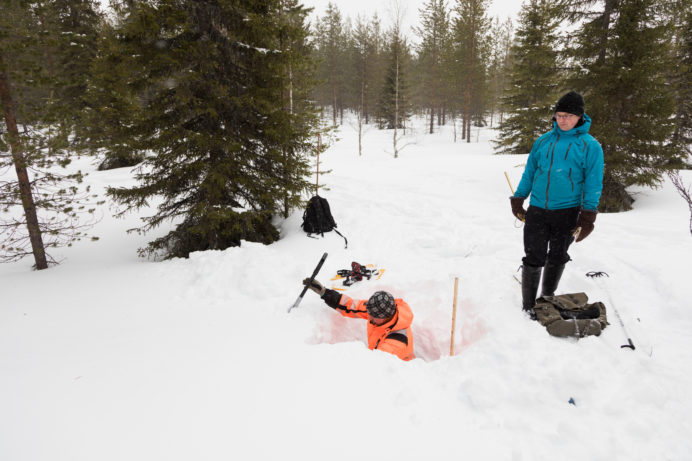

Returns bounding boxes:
[554,91,585,116]
[366,291,397,319]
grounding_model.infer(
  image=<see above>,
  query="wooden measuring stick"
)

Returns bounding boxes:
[505,171,526,223]
[504,171,516,195]
[450,277,459,356]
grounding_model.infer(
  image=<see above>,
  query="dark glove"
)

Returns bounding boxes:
[302,278,325,296]
[573,210,597,242]
[509,196,526,221]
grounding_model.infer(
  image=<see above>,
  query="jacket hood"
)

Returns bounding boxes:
[388,299,413,330]
[553,113,592,136]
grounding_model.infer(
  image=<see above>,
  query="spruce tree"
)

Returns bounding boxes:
[364,14,386,125]
[671,1,692,161]
[438,12,459,129]
[349,15,377,154]
[1,0,100,268]
[82,18,145,170]
[377,25,411,133]
[494,0,563,155]
[451,0,491,142]
[313,3,348,126]
[107,0,319,259]
[48,0,102,125]
[414,0,451,134]
[276,0,320,217]
[486,17,513,128]
[567,0,682,211]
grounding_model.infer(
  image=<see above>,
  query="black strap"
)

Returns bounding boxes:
[386,332,408,346]
[333,228,348,249]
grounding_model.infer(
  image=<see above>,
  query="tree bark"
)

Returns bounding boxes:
[0,53,48,269]
[394,53,400,158]
[597,0,617,65]
[429,34,436,134]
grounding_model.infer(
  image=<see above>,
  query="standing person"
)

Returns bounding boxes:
[302,279,415,361]
[509,91,604,318]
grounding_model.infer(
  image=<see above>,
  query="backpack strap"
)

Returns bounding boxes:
[333,228,348,249]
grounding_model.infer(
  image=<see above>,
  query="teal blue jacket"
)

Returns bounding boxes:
[515,114,604,211]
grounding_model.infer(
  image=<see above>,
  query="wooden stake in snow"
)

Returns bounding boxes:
[450,277,459,356]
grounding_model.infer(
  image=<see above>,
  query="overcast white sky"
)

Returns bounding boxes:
[97,0,523,39]
[301,0,524,37]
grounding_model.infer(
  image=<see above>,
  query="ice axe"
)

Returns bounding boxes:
[288,252,328,313]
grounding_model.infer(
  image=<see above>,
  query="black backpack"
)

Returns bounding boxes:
[301,195,348,248]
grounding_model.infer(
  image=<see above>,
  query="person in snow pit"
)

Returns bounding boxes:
[302,279,415,361]
[509,91,604,319]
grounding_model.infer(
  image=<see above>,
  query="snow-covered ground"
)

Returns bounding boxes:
[2,118,691,460]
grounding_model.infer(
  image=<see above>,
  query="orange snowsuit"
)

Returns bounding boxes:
[322,290,415,361]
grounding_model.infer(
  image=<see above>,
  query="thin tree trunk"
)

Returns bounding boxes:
[361,54,368,129]
[332,83,337,126]
[0,54,48,270]
[394,54,399,158]
[429,39,436,134]
[359,79,365,156]
[461,111,467,140]
[288,62,294,114]
[280,3,292,218]
[597,0,617,65]
[466,116,471,144]
[316,133,321,195]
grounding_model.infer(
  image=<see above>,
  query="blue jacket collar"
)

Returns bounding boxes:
[552,113,592,136]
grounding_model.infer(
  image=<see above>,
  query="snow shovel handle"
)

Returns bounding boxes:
[288,252,328,313]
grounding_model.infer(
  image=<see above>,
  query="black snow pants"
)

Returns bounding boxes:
[522,205,580,268]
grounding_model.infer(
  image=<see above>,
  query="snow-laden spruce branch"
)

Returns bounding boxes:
[667,170,692,236]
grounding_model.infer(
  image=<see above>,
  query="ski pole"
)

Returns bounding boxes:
[288,252,328,313]
[586,271,635,350]
[450,277,459,356]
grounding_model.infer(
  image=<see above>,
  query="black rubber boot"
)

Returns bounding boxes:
[521,264,542,319]
[541,263,565,297]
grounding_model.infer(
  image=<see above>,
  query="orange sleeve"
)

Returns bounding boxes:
[333,294,369,320]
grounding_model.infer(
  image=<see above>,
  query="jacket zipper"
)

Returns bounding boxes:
[564,143,572,160]
[569,168,574,191]
[374,328,392,349]
[545,134,559,209]
[546,142,554,158]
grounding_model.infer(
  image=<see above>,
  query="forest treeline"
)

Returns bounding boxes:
[1,0,690,269]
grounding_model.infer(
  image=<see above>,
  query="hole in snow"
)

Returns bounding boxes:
[306,297,487,362]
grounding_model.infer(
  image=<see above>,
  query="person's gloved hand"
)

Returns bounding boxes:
[573,210,597,242]
[509,196,526,221]
[303,278,326,296]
